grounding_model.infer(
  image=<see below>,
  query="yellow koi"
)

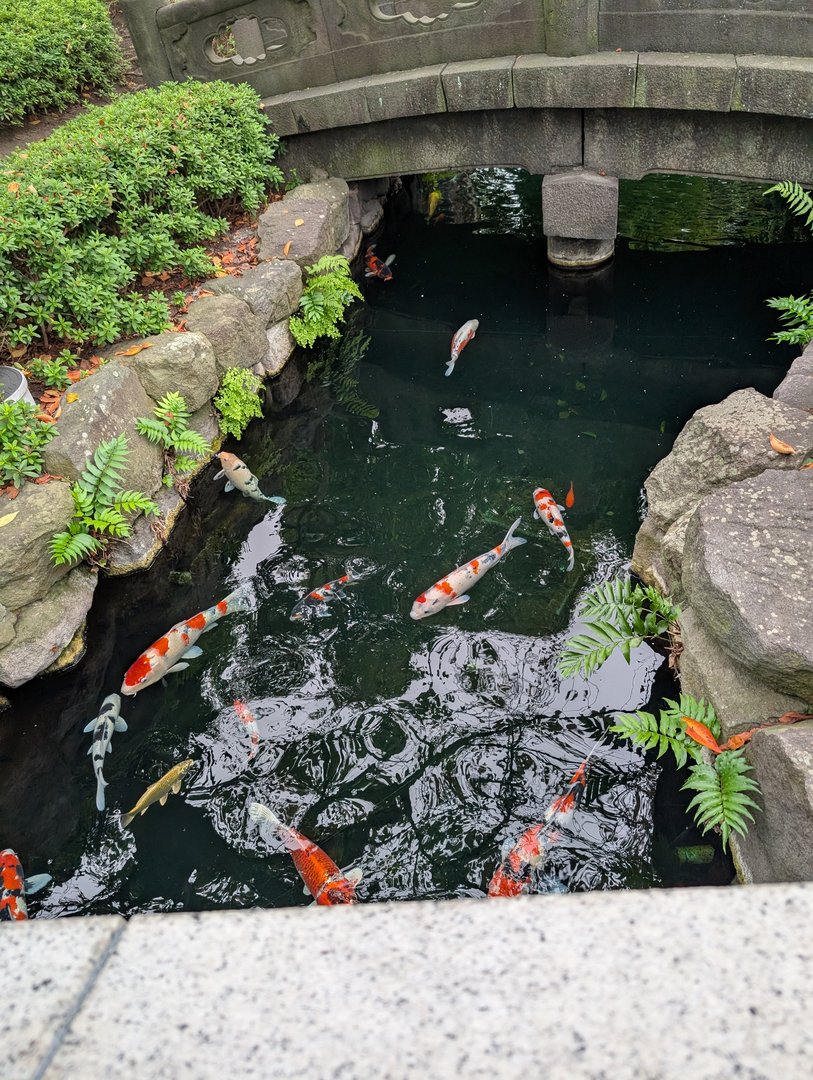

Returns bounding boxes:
[120,759,195,828]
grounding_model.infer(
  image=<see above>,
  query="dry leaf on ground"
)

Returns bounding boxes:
[769,432,795,454]
[0,511,19,527]
[114,343,154,357]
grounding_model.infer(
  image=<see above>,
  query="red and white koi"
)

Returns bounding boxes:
[487,824,549,898]
[290,572,355,621]
[365,244,395,281]
[410,517,526,620]
[121,585,252,696]
[234,699,261,759]
[545,737,607,824]
[533,487,575,571]
[249,802,362,905]
[446,319,479,376]
[0,849,51,921]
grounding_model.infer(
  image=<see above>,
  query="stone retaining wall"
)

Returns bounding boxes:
[0,177,387,694]
[632,341,813,882]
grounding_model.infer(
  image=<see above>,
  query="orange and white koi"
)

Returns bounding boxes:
[446,318,479,376]
[290,572,355,621]
[545,737,607,824]
[533,487,575,571]
[121,585,252,695]
[565,480,575,509]
[364,244,395,281]
[410,517,526,620]
[487,824,549,897]
[215,451,285,506]
[234,699,261,759]
[249,802,362,905]
[0,849,51,921]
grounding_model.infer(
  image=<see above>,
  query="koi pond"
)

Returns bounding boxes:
[1,172,807,916]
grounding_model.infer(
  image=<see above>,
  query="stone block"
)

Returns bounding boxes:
[364,66,446,123]
[0,481,74,611]
[546,236,614,267]
[117,331,218,413]
[513,53,637,110]
[44,363,164,497]
[184,295,268,378]
[773,343,813,411]
[271,77,371,135]
[682,470,813,700]
[360,202,384,235]
[442,57,515,112]
[542,170,619,240]
[632,506,694,603]
[543,0,599,57]
[677,608,809,742]
[107,486,184,577]
[257,178,350,268]
[734,56,813,120]
[259,95,297,139]
[207,261,304,329]
[0,604,15,649]
[635,53,736,112]
[0,566,97,689]
[598,10,813,59]
[264,322,297,379]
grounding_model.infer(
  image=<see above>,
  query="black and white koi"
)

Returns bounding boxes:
[84,694,127,811]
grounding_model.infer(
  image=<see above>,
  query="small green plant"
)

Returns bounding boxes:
[289,255,363,349]
[559,576,680,679]
[764,181,813,346]
[135,392,210,483]
[305,328,379,419]
[26,349,79,391]
[0,399,57,487]
[50,434,158,565]
[213,368,264,439]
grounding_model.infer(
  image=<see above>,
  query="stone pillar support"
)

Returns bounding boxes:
[542,170,619,269]
[120,0,173,86]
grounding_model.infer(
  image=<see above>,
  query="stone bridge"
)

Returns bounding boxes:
[123,0,813,264]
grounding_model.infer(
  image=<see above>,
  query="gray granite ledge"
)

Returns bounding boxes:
[10,883,813,1079]
[262,52,813,136]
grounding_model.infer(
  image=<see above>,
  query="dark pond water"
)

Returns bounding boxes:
[1,171,807,917]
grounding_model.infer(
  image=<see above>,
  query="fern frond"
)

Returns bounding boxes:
[114,491,159,515]
[682,750,761,850]
[661,693,721,739]
[559,620,642,678]
[135,417,170,446]
[580,577,639,620]
[75,435,129,507]
[49,529,101,566]
[611,709,700,768]
[764,181,813,229]
[168,431,210,454]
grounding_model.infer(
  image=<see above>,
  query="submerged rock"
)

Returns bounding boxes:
[264,320,297,378]
[0,567,97,689]
[682,470,813,700]
[208,260,304,328]
[184,295,268,377]
[43,363,164,497]
[117,332,219,413]
[0,481,74,611]
[257,178,350,268]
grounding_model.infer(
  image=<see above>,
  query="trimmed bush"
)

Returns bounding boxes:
[0,0,123,125]
[0,81,284,351]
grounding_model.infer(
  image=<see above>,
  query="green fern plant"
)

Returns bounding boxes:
[289,255,363,349]
[682,751,761,851]
[50,434,158,565]
[611,709,701,770]
[764,181,813,346]
[306,328,379,420]
[136,392,210,484]
[559,576,680,678]
[213,368,264,439]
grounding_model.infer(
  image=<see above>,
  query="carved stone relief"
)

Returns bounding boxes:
[369,0,483,25]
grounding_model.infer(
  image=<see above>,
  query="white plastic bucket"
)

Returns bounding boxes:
[0,366,36,407]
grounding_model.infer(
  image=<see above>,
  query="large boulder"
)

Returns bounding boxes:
[107,486,184,576]
[678,607,810,741]
[257,178,350,268]
[0,566,97,689]
[0,605,15,649]
[264,320,297,378]
[633,388,813,592]
[0,480,75,610]
[773,341,813,412]
[682,469,813,700]
[44,363,164,497]
[184,295,268,377]
[731,722,813,884]
[207,261,304,328]
[117,331,218,413]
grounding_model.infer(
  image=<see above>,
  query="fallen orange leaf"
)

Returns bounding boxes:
[5,485,19,499]
[88,355,104,367]
[221,252,235,266]
[66,392,79,403]
[7,181,19,194]
[197,289,215,298]
[214,271,228,278]
[294,218,305,227]
[33,474,62,485]
[775,712,813,724]
[114,343,154,357]
[769,432,795,455]
[282,241,292,256]
[66,370,83,382]
[802,462,813,470]
[9,345,26,359]
[28,117,41,125]
[35,413,56,423]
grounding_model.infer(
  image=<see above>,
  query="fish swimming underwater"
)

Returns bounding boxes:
[410,517,526,620]
[120,759,195,829]
[545,736,608,824]
[364,244,395,281]
[121,585,252,695]
[0,849,51,921]
[234,699,261,759]
[83,694,127,811]
[427,189,442,220]
[214,452,285,507]
[248,802,362,905]
[565,480,575,509]
[446,319,479,376]
[533,487,575,571]
[290,572,356,621]
[487,824,550,898]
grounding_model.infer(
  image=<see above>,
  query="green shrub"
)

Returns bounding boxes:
[0,0,123,126]
[26,349,80,391]
[136,391,210,483]
[50,434,158,566]
[764,182,813,347]
[0,399,57,487]
[214,368,264,439]
[289,255,363,349]
[0,81,284,352]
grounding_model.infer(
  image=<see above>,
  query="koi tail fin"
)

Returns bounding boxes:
[500,517,527,559]
[566,546,575,572]
[120,811,136,829]
[222,583,253,614]
[445,359,456,377]
[96,777,108,812]
[248,801,285,838]
[261,494,286,506]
